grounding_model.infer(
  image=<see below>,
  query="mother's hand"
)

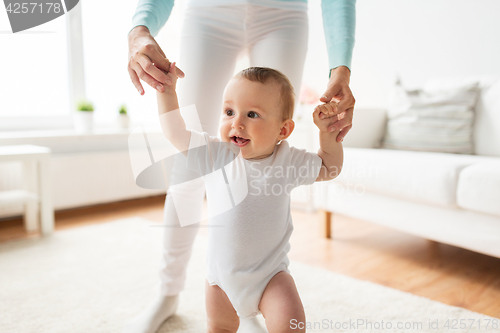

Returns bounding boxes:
[128,25,185,95]
[319,66,355,142]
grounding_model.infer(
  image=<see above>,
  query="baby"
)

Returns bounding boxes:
[157,63,343,333]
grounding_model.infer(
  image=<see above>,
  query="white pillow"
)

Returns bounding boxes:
[424,77,500,157]
[382,79,480,154]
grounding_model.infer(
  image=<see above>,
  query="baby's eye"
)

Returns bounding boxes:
[225,109,234,116]
[247,111,259,118]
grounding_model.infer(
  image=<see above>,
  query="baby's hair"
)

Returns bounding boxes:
[234,67,295,121]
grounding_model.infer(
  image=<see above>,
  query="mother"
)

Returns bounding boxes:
[124,0,356,332]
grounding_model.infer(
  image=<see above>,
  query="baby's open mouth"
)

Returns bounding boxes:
[231,136,250,145]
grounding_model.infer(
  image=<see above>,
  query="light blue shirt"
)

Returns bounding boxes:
[131,0,355,71]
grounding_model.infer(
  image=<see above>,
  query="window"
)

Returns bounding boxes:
[0,7,70,130]
[80,0,186,126]
[0,0,187,131]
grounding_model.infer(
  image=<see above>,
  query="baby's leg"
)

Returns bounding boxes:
[205,280,240,333]
[259,271,306,333]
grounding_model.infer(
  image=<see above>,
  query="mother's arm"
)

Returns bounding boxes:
[128,0,185,95]
[320,0,356,142]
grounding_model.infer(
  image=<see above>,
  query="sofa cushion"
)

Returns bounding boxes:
[334,148,493,208]
[456,162,500,217]
[425,77,500,157]
[381,80,479,154]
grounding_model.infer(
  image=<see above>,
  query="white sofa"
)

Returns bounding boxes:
[313,78,500,259]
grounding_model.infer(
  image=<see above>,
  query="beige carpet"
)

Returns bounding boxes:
[0,218,497,333]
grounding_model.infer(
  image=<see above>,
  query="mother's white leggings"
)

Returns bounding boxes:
[160,4,309,296]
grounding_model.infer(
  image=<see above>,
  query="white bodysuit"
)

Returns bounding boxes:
[186,130,322,318]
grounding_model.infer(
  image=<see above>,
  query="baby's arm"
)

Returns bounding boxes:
[157,62,191,156]
[313,102,344,181]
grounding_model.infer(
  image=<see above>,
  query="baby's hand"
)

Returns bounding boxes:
[161,61,180,92]
[313,101,342,133]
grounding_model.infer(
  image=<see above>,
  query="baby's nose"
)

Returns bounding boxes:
[231,121,245,130]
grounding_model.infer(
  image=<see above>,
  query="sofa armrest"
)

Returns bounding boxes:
[342,108,387,149]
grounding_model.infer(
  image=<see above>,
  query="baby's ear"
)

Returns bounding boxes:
[279,119,295,140]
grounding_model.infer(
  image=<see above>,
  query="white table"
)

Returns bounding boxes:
[0,145,54,236]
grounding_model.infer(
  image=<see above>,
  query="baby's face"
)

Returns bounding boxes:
[220,78,287,160]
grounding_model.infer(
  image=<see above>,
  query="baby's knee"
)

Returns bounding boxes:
[207,320,239,333]
[265,300,306,332]
[267,320,305,333]
[262,306,305,333]
[205,281,239,332]
[280,310,306,333]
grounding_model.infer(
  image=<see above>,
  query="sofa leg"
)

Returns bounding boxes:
[322,210,332,239]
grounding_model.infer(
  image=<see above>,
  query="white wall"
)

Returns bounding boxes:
[302,0,500,109]
[80,0,500,122]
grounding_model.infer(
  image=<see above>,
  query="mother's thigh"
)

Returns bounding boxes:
[247,7,309,94]
[177,6,247,135]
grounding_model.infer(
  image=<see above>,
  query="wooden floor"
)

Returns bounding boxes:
[1,195,499,319]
